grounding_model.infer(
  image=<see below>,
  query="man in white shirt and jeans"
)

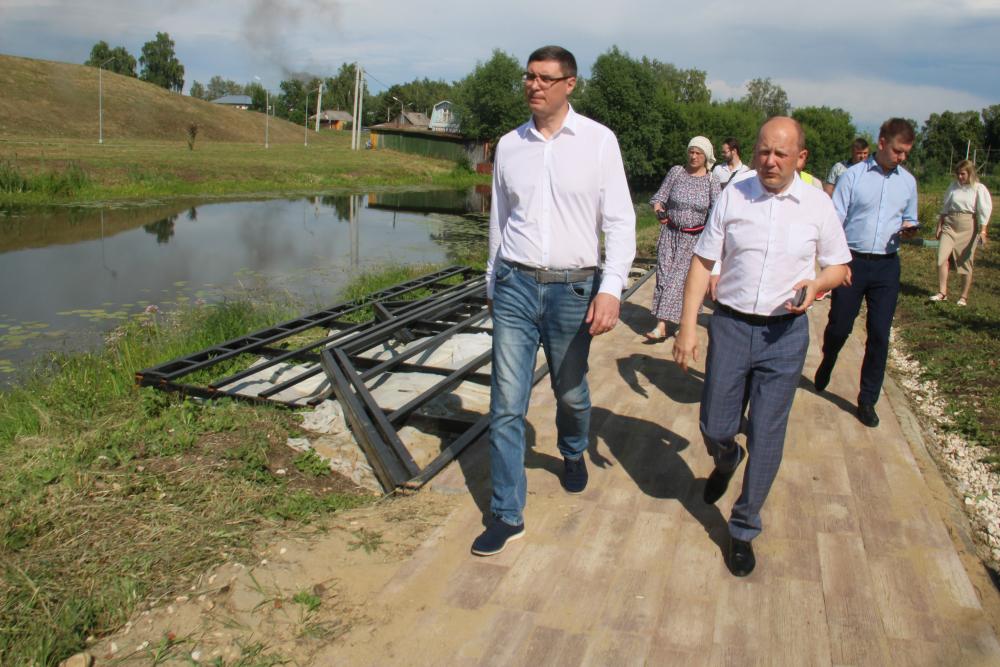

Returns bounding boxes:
[472,45,636,556]
[673,117,850,576]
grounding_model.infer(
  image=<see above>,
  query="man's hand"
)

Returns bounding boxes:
[784,279,816,314]
[586,292,620,336]
[900,224,919,239]
[672,325,698,372]
[708,274,721,301]
[842,266,853,287]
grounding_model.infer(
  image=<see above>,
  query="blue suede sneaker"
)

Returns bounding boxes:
[471,519,525,556]
[562,456,588,494]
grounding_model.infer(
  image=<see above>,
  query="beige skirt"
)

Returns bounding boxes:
[938,212,977,275]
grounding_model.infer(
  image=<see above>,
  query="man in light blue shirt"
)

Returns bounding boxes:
[814,118,918,428]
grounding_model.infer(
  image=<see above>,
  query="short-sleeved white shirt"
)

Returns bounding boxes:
[695,171,852,316]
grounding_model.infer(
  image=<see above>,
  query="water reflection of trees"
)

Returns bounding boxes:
[320,195,353,221]
[143,214,178,244]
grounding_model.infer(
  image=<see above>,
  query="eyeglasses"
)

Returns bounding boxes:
[522,72,572,87]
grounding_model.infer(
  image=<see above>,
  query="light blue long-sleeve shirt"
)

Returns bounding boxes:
[832,157,918,254]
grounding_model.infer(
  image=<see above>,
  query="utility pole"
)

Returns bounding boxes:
[351,62,361,151]
[314,83,324,133]
[357,69,365,149]
[99,56,116,144]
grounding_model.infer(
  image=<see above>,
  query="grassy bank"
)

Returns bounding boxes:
[0,133,486,205]
[895,190,998,459]
[0,263,452,665]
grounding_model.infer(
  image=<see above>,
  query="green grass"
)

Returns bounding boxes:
[0,134,486,205]
[0,297,377,665]
[893,188,999,461]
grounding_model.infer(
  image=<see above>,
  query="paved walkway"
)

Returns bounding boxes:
[327,279,1000,666]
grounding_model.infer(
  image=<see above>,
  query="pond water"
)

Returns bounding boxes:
[0,189,490,379]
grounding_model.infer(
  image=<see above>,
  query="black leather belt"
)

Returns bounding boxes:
[717,302,800,325]
[850,250,898,260]
[508,261,598,284]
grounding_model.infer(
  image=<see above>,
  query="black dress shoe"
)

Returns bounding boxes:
[814,356,834,392]
[857,403,880,427]
[703,446,745,505]
[727,537,756,577]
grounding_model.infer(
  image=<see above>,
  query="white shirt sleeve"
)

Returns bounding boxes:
[816,199,852,268]
[694,187,728,265]
[977,183,993,229]
[597,133,637,297]
[485,143,509,300]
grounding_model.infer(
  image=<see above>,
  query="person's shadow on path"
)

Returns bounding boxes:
[587,406,729,552]
[617,353,704,403]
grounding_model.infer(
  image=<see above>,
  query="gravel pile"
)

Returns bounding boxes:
[889,330,1000,571]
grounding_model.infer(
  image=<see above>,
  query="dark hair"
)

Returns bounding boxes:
[723,137,740,155]
[878,118,915,143]
[851,137,869,151]
[527,45,577,78]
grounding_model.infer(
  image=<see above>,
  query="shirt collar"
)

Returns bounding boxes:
[865,155,899,176]
[750,171,804,202]
[524,104,577,140]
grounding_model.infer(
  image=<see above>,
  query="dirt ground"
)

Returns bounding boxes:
[81,489,460,665]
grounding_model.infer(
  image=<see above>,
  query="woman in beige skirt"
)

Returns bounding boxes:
[929,160,992,306]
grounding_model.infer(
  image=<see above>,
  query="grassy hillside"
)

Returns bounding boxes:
[0,54,486,204]
[0,53,306,144]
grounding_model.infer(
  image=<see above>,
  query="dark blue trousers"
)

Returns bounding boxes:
[821,253,901,405]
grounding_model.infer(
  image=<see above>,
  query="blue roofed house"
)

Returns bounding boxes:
[210,95,253,110]
[429,101,460,133]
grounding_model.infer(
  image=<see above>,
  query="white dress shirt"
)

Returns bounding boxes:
[941,181,993,229]
[486,106,636,299]
[711,162,749,186]
[695,171,852,316]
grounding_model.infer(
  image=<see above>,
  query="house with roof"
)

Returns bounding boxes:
[309,109,354,131]
[393,111,430,130]
[429,101,460,133]
[210,95,252,110]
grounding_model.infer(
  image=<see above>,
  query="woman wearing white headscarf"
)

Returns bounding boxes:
[646,136,721,340]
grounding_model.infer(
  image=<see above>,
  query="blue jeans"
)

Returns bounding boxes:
[489,259,597,526]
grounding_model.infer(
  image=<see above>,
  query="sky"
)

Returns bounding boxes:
[1,0,998,132]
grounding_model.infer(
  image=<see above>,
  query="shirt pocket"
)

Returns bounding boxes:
[783,222,818,263]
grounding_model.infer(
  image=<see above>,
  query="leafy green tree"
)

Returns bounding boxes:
[668,100,760,171]
[188,81,206,99]
[205,76,246,100]
[742,78,790,119]
[981,104,1000,154]
[139,32,185,92]
[452,49,527,143]
[276,76,322,124]
[246,82,268,113]
[792,106,856,178]
[577,46,663,181]
[85,41,136,77]
[920,111,984,176]
[640,57,710,105]
[323,63,361,113]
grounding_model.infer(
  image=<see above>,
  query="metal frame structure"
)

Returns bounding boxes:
[136,262,656,490]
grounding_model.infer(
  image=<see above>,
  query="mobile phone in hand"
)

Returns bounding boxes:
[792,287,807,308]
[656,210,669,221]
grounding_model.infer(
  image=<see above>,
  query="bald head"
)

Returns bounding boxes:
[754,116,808,193]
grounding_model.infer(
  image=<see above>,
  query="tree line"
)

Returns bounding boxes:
[85,38,997,183]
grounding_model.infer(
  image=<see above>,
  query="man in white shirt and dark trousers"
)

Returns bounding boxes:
[673,117,850,576]
[472,46,636,556]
